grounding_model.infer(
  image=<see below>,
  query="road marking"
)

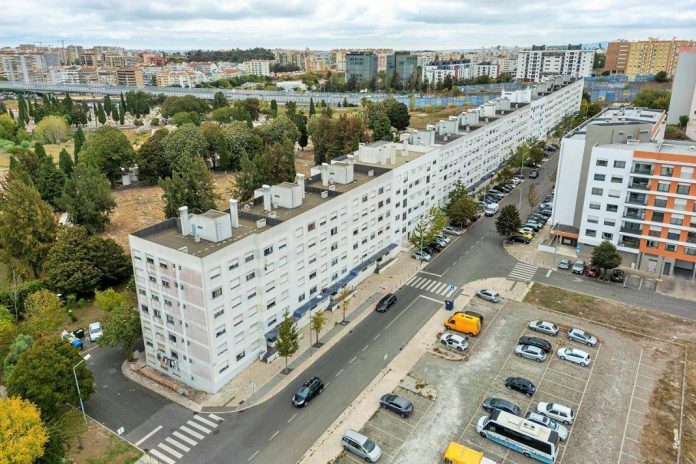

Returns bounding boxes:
[324,382,330,388]
[432,282,447,294]
[385,296,423,330]
[172,430,198,446]
[179,425,205,440]
[336,369,344,377]
[419,270,443,277]
[424,280,439,291]
[419,294,442,304]
[269,430,279,441]
[207,413,224,422]
[405,276,417,285]
[149,449,176,464]
[288,413,298,423]
[373,333,380,341]
[165,436,190,453]
[362,344,369,352]
[186,419,211,434]
[192,415,218,428]
[247,449,260,462]
[158,443,183,459]
[546,269,552,277]
[135,425,163,446]
[349,356,357,364]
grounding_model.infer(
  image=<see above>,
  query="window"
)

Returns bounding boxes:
[245,252,254,263]
[660,166,674,176]
[247,290,256,300]
[589,202,601,210]
[228,259,239,271]
[165,315,175,326]
[307,222,316,232]
[667,230,681,241]
[680,167,694,179]
[608,189,621,198]
[614,160,626,169]
[263,246,273,256]
[677,184,690,195]
[236,351,246,362]
[212,287,222,298]
[646,240,658,249]
[153,309,161,318]
[295,227,303,237]
[330,226,338,236]
[610,176,623,184]
[233,314,243,327]
[585,229,597,237]
[665,244,677,252]
[209,267,221,280]
[657,182,670,192]
[246,271,255,282]
[141,304,149,313]
[230,277,240,290]
[214,308,224,318]
[219,364,229,373]
[673,199,687,211]
[309,271,317,279]
[159,261,168,270]
[591,188,603,196]
[602,232,613,240]
[231,296,241,308]
[278,239,287,250]
[168,334,177,343]
[217,342,228,356]
[654,197,668,208]
[670,214,684,226]
[587,215,599,224]
[685,247,696,256]
[264,281,275,293]
[651,211,665,223]
[603,219,616,227]
[593,174,606,181]
[606,204,618,212]
[596,159,608,167]
[216,326,226,338]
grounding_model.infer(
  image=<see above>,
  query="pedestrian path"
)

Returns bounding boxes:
[148,414,224,464]
[405,275,458,297]
[508,262,538,282]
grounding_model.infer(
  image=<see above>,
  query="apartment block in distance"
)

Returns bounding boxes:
[345,52,377,83]
[625,38,695,77]
[387,51,418,85]
[552,107,696,279]
[116,67,144,87]
[129,77,584,393]
[604,40,631,74]
[516,45,595,82]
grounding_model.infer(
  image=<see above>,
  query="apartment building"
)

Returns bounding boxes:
[129,77,583,393]
[155,70,207,88]
[116,67,144,87]
[551,107,696,279]
[387,52,418,85]
[345,52,378,83]
[625,38,695,77]
[604,40,631,74]
[422,60,499,85]
[516,45,595,82]
[0,51,47,84]
[667,47,696,125]
[241,60,271,76]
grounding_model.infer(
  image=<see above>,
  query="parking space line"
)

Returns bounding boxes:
[546,368,590,384]
[287,413,297,424]
[364,423,406,443]
[247,449,260,462]
[389,398,434,458]
[376,409,414,429]
[621,450,641,460]
[335,369,344,377]
[631,395,650,403]
[624,436,641,444]
[135,425,163,446]
[534,389,580,407]
[268,430,279,441]
[542,377,585,395]
[633,384,652,391]
[342,453,363,464]
[637,372,660,382]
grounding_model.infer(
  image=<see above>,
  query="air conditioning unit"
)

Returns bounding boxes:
[256,218,267,228]
[267,211,277,219]
[328,185,336,191]
[368,170,375,177]
[320,191,329,199]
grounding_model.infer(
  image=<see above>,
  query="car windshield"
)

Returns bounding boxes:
[363,438,376,452]
[296,387,310,399]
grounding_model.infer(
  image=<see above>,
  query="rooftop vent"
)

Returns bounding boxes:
[267,211,277,219]
[320,191,329,199]
[368,170,374,177]
[256,218,267,229]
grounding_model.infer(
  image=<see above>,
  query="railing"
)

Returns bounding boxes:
[618,239,640,249]
[620,226,643,234]
[631,168,653,175]
[687,236,696,244]
[626,198,647,206]
[623,212,645,220]
[627,183,650,190]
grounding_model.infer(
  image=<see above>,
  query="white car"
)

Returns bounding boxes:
[435,234,451,245]
[476,289,501,303]
[440,333,469,351]
[88,322,103,342]
[412,251,431,262]
[557,347,591,367]
[537,402,575,425]
[443,226,463,236]
[528,320,559,336]
[568,328,598,346]
[514,344,546,362]
[525,412,569,441]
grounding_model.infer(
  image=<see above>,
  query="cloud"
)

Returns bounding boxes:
[0,0,693,50]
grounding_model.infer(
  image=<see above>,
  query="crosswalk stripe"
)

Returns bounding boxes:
[172,430,198,446]
[179,425,205,440]
[417,279,430,289]
[207,414,224,422]
[165,437,191,453]
[414,277,426,287]
[158,443,183,459]
[149,449,176,464]
[186,420,211,434]
[439,285,452,296]
[425,281,438,291]
[445,288,456,297]
[192,415,218,428]
[405,276,417,285]
[432,282,446,294]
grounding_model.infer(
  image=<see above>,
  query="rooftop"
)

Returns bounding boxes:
[568,106,665,140]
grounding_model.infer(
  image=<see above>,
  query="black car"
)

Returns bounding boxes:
[376,293,397,313]
[379,394,414,418]
[72,327,85,339]
[422,246,437,256]
[428,241,445,251]
[482,397,521,416]
[519,335,552,353]
[292,377,324,407]
[505,377,536,396]
[529,170,539,179]
[610,269,625,282]
[509,235,531,244]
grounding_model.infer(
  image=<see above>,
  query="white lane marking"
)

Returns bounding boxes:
[362,344,369,352]
[269,430,280,441]
[431,282,446,294]
[192,415,217,428]
[546,269,552,277]
[165,437,191,453]
[424,280,439,291]
[405,276,417,285]
[172,430,198,446]
[419,294,442,304]
[248,449,260,462]
[158,443,183,459]
[207,413,224,422]
[288,413,298,423]
[179,425,205,440]
[416,279,431,289]
[336,369,344,377]
[420,270,443,277]
[374,334,380,341]
[186,420,211,434]
[149,449,176,464]
[135,425,163,446]
[445,288,457,297]
[349,356,357,364]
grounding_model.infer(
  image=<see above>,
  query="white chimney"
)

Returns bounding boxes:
[379,148,388,165]
[320,163,329,186]
[390,150,396,165]
[296,173,306,198]
[347,154,354,164]
[179,206,190,236]
[262,184,272,212]
[229,198,239,228]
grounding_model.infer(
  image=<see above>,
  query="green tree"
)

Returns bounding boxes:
[58,160,116,233]
[270,99,278,117]
[170,111,201,126]
[79,126,135,184]
[103,95,112,115]
[679,115,689,128]
[310,311,326,346]
[309,97,315,116]
[0,113,17,140]
[73,126,85,160]
[160,95,210,118]
[94,288,128,312]
[654,70,669,82]
[0,397,48,464]
[161,123,207,168]
[222,121,264,170]
[212,91,228,110]
[96,102,106,125]
[6,339,95,422]
[633,87,671,110]
[495,205,522,237]
[0,179,57,277]
[590,240,622,279]
[36,150,66,209]
[409,207,445,247]
[366,104,392,141]
[119,103,125,125]
[258,114,300,146]
[58,148,73,176]
[136,128,169,183]
[446,196,479,227]
[496,166,514,185]
[100,303,142,361]
[160,153,218,218]
[210,106,235,124]
[24,290,67,340]
[338,288,351,324]
[382,98,410,131]
[3,334,33,379]
[200,122,227,166]
[275,312,299,373]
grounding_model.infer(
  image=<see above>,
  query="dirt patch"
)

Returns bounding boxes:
[409,106,467,130]
[67,419,142,464]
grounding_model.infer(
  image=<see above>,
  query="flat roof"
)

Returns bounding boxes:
[596,139,696,156]
[568,107,664,140]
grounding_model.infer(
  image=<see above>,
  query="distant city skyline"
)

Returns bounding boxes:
[1,0,693,50]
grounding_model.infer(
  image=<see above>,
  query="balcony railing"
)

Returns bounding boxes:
[687,236,696,244]
[626,198,647,206]
[623,212,645,220]
[619,237,640,249]
[627,182,650,190]
[631,167,653,175]
[620,226,643,234]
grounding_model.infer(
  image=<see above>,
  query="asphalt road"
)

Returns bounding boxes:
[84,150,696,464]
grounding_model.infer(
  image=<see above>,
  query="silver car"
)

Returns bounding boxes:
[443,226,462,236]
[476,289,501,303]
[440,333,469,351]
[514,344,546,362]
[558,259,571,270]
[568,328,597,346]
[412,251,431,262]
[528,320,559,336]
[525,412,569,441]
[557,347,592,367]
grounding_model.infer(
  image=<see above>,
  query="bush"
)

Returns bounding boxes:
[133,119,144,126]
[150,118,160,126]
[0,280,46,319]
[33,115,70,144]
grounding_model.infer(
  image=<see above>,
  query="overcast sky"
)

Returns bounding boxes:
[2,0,695,50]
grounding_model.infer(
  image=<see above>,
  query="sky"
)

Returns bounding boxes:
[2,0,695,51]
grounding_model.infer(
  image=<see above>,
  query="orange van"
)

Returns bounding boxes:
[444,312,481,336]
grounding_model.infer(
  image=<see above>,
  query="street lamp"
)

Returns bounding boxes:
[73,354,91,423]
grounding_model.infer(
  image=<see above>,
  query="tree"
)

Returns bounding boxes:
[119,103,125,125]
[409,207,446,247]
[0,179,57,277]
[382,98,410,131]
[24,290,67,340]
[0,305,16,361]
[58,160,116,233]
[309,113,369,164]
[496,166,514,185]
[73,126,85,160]
[633,87,671,110]
[258,114,300,146]
[36,149,66,209]
[136,128,169,183]
[495,205,522,237]
[269,99,278,117]
[447,196,479,227]
[590,240,622,279]
[103,95,112,115]
[212,91,228,110]
[222,121,264,170]
[0,113,17,140]
[160,95,210,118]
[100,303,142,361]
[6,339,95,421]
[58,148,73,176]
[96,102,106,125]
[527,182,539,209]
[170,111,201,127]
[79,126,135,184]
[310,311,326,346]
[0,397,48,464]
[309,97,315,116]
[654,70,669,83]
[3,334,33,379]
[338,288,351,324]
[679,115,689,128]
[94,288,128,312]
[365,104,392,141]
[275,312,299,373]
[160,153,218,218]
[161,123,207,168]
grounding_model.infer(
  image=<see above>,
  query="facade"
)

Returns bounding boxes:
[604,40,631,74]
[552,107,696,278]
[116,67,144,87]
[129,77,584,393]
[0,51,47,84]
[516,45,595,82]
[625,38,695,77]
[422,60,498,85]
[242,60,271,76]
[497,58,518,75]
[387,51,418,85]
[155,70,207,88]
[667,48,696,125]
[345,52,377,83]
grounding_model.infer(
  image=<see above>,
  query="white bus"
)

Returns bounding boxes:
[476,410,559,464]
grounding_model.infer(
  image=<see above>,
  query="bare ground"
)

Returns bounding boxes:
[409,106,468,130]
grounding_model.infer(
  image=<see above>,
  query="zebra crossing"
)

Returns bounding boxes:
[148,413,224,464]
[405,275,458,297]
[508,262,538,282]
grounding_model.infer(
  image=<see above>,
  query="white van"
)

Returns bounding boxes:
[484,203,499,216]
[341,429,382,462]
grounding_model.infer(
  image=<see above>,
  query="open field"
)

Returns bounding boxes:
[409,106,467,130]
[68,418,142,464]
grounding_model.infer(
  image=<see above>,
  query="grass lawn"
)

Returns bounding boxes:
[68,418,142,464]
[0,140,75,168]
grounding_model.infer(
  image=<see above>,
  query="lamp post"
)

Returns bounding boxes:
[73,354,91,423]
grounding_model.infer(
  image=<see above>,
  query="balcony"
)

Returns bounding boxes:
[618,236,640,249]
[626,195,647,206]
[620,225,643,235]
[687,234,696,244]
[628,179,650,190]
[631,166,653,175]
[623,211,645,220]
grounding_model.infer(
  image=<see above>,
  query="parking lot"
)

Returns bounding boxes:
[338,297,684,464]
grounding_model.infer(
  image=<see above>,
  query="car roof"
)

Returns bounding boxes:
[89,322,101,329]
[343,429,368,444]
[567,348,589,356]
[550,403,573,414]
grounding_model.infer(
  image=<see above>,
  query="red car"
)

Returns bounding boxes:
[584,266,600,277]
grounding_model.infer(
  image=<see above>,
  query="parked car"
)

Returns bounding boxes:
[72,327,85,339]
[484,203,499,216]
[557,347,592,367]
[529,170,539,179]
[536,209,552,218]
[435,235,451,245]
[528,320,559,336]
[440,333,469,351]
[341,429,382,463]
[517,230,534,240]
[476,289,501,303]
[525,412,569,441]
[515,344,547,362]
[528,214,547,224]
[505,377,536,396]
[376,293,397,313]
[88,322,103,342]
[379,394,414,418]
[519,335,553,353]
[509,235,530,244]
[482,397,521,416]
[571,260,585,274]
[584,265,600,277]
[423,246,437,256]
[558,259,571,270]
[292,376,324,407]
[412,251,431,262]
[610,269,625,282]
[537,402,575,425]
[428,241,445,252]
[443,226,462,236]
[524,221,542,232]
[568,328,598,346]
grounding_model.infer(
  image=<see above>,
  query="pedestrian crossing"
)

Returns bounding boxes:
[148,413,224,464]
[405,275,458,297]
[508,262,538,282]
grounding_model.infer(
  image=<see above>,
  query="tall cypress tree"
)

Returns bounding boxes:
[73,126,85,161]
[309,97,315,116]
[111,106,119,122]
[96,103,106,125]
[119,103,125,125]
[103,95,112,115]
[120,92,126,115]
[58,148,74,176]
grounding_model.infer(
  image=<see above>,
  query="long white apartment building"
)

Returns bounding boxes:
[516,45,595,82]
[551,107,696,279]
[129,77,584,393]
